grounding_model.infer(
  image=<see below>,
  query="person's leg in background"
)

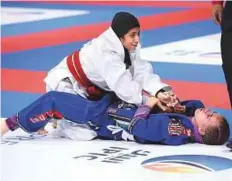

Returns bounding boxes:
[221,1,232,108]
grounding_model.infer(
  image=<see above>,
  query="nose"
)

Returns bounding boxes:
[135,34,140,43]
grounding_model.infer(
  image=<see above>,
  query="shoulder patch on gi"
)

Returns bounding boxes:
[168,118,193,137]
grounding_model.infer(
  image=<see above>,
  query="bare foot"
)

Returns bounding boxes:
[37,128,48,135]
[1,118,9,136]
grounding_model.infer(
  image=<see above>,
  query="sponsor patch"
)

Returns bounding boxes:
[168,118,193,137]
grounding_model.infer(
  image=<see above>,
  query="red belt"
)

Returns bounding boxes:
[67,51,105,100]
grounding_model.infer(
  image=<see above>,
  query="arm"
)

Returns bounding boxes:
[132,44,180,107]
[180,100,205,116]
[132,44,172,96]
[129,96,165,126]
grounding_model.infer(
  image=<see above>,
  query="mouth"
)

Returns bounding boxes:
[196,108,206,115]
[132,44,138,47]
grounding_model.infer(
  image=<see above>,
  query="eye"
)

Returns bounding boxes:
[130,33,136,38]
[207,114,213,120]
[130,32,140,38]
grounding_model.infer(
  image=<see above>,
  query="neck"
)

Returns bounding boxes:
[191,117,197,127]
[191,117,203,143]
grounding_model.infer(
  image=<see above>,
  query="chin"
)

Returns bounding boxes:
[129,47,136,51]
[132,45,138,50]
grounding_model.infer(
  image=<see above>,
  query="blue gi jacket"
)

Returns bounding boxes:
[106,99,205,145]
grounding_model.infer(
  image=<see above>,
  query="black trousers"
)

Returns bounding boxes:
[221,1,232,108]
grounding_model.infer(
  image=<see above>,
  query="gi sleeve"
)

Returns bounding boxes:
[133,44,172,96]
[180,100,205,116]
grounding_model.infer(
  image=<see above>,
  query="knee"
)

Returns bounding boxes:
[42,91,59,100]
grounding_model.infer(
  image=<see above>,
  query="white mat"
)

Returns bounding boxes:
[1,124,232,181]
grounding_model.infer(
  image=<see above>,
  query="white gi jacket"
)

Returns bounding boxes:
[44,27,171,105]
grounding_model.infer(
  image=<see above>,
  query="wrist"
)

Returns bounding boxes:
[133,105,151,119]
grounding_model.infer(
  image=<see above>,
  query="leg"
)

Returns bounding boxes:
[221,1,232,108]
[1,92,63,135]
[1,91,112,135]
[221,31,232,108]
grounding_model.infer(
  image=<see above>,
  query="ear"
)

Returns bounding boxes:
[198,126,206,136]
[120,37,124,42]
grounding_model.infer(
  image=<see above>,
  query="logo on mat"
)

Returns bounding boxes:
[141,155,232,173]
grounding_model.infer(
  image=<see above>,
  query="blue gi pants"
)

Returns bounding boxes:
[15,91,112,132]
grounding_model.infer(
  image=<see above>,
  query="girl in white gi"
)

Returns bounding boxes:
[43,12,178,139]
[44,12,177,107]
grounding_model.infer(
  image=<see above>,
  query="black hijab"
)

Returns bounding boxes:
[111,12,140,68]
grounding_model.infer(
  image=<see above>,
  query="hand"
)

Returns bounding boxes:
[212,4,223,25]
[157,91,179,107]
[146,96,159,108]
[146,96,172,112]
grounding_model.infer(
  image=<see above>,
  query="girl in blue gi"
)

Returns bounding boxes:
[105,96,230,145]
[1,91,230,145]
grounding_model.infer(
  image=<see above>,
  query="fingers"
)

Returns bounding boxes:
[157,91,179,107]
[218,11,222,23]
[213,14,221,25]
[156,101,172,112]
[157,92,171,104]
[212,5,223,25]
[167,98,179,107]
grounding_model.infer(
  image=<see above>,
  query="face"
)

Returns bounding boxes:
[120,27,140,51]
[193,108,223,135]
